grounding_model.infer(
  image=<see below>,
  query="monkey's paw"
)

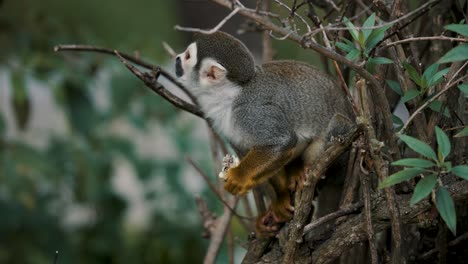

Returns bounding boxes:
[218,154,240,180]
[271,197,295,222]
[256,210,281,236]
[223,171,254,196]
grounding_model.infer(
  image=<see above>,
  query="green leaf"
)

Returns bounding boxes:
[392,114,404,126]
[365,24,392,50]
[410,174,437,205]
[362,13,376,42]
[401,89,419,103]
[435,126,451,160]
[386,80,403,96]
[346,48,360,61]
[428,68,449,87]
[358,31,365,48]
[422,64,439,82]
[451,165,468,180]
[370,57,393,65]
[445,24,468,36]
[443,161,452,171]
[454,127,468,137]
[399,134,438,161]
[428,100,450,117]
[392,158,435,168]
[403,63,421,87]
[344,17,359,41]
[435,186,457,235]
[336,42,354,52]
[438,44,468,63]
[378,168,424,189]
[458,84,468,95]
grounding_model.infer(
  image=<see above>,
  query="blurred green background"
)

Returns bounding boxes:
[0,0,321,263]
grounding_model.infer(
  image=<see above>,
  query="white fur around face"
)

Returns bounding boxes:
[177,42,198,83]
[197,80,241,146]
[175,44,242,145]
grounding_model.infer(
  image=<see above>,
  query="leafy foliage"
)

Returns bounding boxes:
[379,127,467,235]
[336,13,393,72]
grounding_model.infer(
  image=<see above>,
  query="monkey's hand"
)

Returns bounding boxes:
[223,167,255,196]
[218,154,239,180]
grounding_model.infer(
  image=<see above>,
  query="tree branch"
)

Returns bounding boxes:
[54,45,204,118]
[310,180,468,264]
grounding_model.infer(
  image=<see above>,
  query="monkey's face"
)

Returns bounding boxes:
[175,42,229,93]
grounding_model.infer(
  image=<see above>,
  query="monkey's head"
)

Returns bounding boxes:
[175,31,256,91]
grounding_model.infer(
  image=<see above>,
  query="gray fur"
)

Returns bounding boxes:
[232,60,353,154]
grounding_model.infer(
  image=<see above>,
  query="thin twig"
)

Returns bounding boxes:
[186,157,253,222]
[195,195,218,238]
[305,0,438,37]
[359,169,378,264]
[419,231,468,259]
[54,45,204,117]
[113,51,204,117]
[175,7,240,34]
[319,24,359,115]
[384,36,468,48]
[204,196,238,264]
[273,0,311,33]
[162,41,177,58]
[302,202,363,234]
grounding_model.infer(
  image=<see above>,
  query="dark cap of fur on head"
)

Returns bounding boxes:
[194,31,256,84]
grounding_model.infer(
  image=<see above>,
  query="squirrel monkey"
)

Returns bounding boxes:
[175,31,354,235]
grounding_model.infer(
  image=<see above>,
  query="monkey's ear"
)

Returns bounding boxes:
[200,59,227,84]
[206,64,226,80]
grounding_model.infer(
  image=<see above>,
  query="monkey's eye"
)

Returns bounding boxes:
[185,52,191,60]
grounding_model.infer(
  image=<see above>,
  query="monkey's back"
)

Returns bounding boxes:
[239,60,353,141]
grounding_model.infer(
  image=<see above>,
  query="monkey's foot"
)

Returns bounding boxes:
[288,167,307,192]
[256,210,282,236]
[255,197,295,237]
[218,154,240,180]
[271,197,295,222]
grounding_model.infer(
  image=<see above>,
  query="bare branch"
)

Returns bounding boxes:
[186,156,253,224]
[384,36,468,48]
[360,168,378,264]
[302,202,363,234]
[54,44,204,117]
[357,79,403,263]
[175,7,240,34]
[310,180,468,264]
[113,51,204,117]
[273,0,311,33]
[306,0,439,37]
[162,41,177,58]
[204,196,238,264]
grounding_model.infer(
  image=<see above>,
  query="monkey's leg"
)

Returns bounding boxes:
[224,146,295,196]
[285,157,306,192]
[256,168,294,236]
[303,113,354,166]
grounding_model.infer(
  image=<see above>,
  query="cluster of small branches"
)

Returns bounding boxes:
[55,0,468,263]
